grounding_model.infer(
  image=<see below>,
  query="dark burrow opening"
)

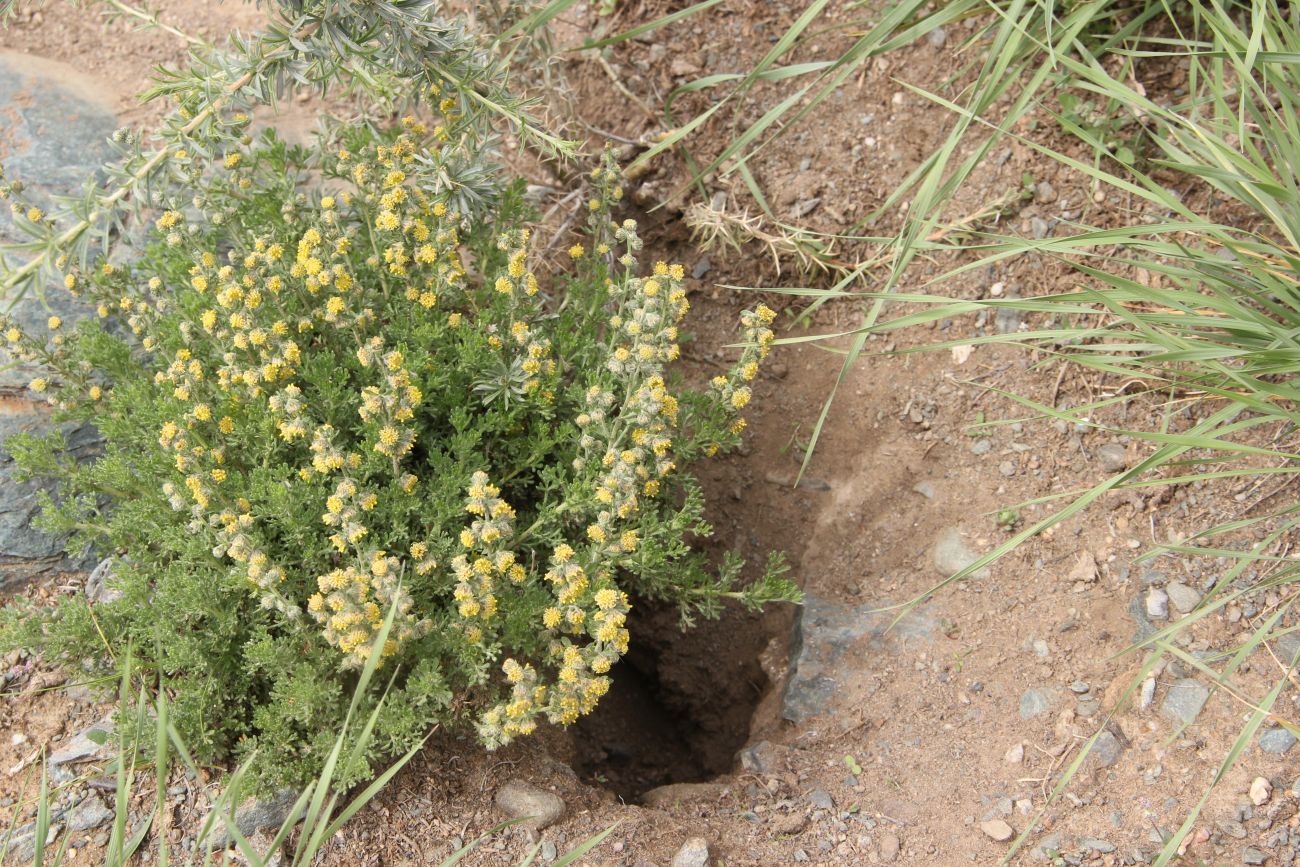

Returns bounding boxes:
[570,597,784,802]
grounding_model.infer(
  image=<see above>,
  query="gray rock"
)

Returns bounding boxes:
[1139,676,1156,710]
[932,528,990,581]
[1242,847,1268,865]
[1087,730,1125,768]
[1275,632,1300,666]
[808,789,834,811]
[1128,593,1159,642]
[1030,833,1061,861]
[970,439,992,456]
[204,788,300,848]
[925,26,947,48]
[85,557,124,605]
[1075,700,1101,717]
[642,782,726,809]
[1145,587,1169,620]
[911,480,936,499]
[1218,819,1248,839]
[670,836,710,867]
[2,819,63,862]
[1069,681,1090,694]
[66,794,113,832]
[994,303,1024,335]
[1095,443,1128,472]
[1259,727,1297,754]
[0,413,101,587]
[1034,181,1058,205]
[541,840,557,862]
[783,592,935,722]
[1080,838,1115,853]
[690,256,712,279]
[49,713,114,767]
[494,780,565,831]
[1160,678,1210,725]
[736,741,785,775]
[1019,687,1058,720]
[1166,581,1201,614]
[0,54,116,583]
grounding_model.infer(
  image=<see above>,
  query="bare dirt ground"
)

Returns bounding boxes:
[3,2,1300,866]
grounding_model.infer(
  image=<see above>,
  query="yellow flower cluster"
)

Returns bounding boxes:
[306,553,428,668]
[478,658,546,740]
[450,472,522,644]
[320,477,375,553]
[206,503,295,616]
[709,303,777,439]
[355,337,422,460]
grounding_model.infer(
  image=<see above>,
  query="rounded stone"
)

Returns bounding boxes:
[494,780,565,830]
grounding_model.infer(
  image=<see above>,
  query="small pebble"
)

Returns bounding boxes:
[1096,443,1128,472]
[671,837,710,867]
[1145,587,1169,620]
[494,781,566,831]
[808,789,835,811]
[1249,776,1272,806]
[878,833,900,862]
[980,819,1014,842]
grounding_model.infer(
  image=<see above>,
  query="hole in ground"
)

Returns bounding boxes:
[570,596,785,802]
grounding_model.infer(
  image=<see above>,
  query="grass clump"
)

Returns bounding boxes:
[0,68,794,801]
[759,0,1300,860]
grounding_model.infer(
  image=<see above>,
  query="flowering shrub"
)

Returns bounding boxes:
[0,113,794,789]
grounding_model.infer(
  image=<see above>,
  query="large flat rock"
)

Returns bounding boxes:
[0,52,115,583]
[783,591,937,723]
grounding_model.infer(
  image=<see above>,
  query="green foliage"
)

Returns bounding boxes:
[0,110,793,791]
[1,637,618,866]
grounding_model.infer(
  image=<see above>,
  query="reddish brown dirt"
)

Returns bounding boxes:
[4,2,1300,866]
